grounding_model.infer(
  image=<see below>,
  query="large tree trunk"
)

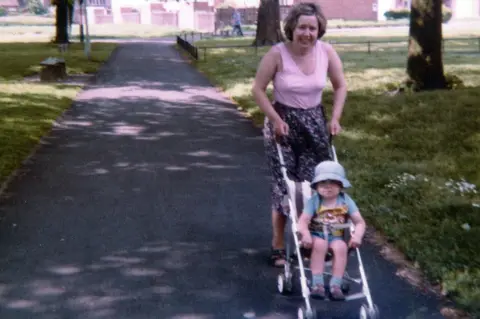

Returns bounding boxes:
[55,0,69,44]
[406,0,447,90]
[253,0,284,46]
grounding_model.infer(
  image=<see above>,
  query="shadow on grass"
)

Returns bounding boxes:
[0,85,79,183]
[0,42,118,80]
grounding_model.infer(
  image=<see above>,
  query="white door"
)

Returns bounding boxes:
[455,0,476,18]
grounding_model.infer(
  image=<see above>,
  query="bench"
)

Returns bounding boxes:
[40,57,67,82]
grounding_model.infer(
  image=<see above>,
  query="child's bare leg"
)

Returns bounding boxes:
[311,237,328,273]
[309,236,328,298]
[329,239,348,300]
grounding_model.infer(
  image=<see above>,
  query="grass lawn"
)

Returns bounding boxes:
[0,23,182,42]
[0,13,183,42]
[0,42,117,185]
[182,37,480,316]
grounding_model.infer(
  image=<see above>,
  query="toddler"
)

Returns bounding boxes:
[298,160,366,300]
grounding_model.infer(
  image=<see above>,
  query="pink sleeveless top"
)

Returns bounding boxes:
[273,40,328,109]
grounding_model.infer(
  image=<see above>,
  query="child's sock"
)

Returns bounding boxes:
[312,274,324,287]
[329,276,343,287]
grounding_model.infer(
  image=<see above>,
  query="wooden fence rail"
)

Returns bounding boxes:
[177,33,480,61]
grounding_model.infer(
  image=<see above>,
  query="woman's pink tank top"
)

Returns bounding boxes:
[273,40,328,109]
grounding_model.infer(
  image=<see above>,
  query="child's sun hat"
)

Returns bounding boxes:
[310,160,352,189]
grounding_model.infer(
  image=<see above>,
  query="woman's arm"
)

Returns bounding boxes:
[251,47,282,124]
[325,43,348,122]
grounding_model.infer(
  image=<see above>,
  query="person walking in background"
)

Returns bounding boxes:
[232,7,244,36]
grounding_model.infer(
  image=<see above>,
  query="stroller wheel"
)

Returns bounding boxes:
[277,273,292,295]
[359,304,379,319]
[297,306,317,319]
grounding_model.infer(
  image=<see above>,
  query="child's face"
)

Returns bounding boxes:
[315,180,342,199]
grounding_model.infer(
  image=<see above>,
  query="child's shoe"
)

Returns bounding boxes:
[329,285,346,301]
[310,285,326,299]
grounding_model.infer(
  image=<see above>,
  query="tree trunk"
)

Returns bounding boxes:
[79,0,84,43]
[67,1,74,37]
[406,0,447,90]
[55,0,69,44]
[253,0,284,46]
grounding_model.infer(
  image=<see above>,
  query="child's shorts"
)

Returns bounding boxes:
[311,232,344,244]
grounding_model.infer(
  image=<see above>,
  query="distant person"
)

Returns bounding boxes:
[231,8,244,36]
[251,2,348,268]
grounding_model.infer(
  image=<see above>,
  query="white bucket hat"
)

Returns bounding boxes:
[310,161,352,189]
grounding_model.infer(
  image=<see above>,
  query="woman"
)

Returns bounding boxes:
[251,2,348,267]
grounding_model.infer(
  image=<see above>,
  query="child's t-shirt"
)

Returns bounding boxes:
[304,192,359,237]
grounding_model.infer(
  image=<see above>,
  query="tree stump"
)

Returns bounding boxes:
[40,57,67,82]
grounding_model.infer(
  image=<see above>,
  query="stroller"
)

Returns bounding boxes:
[274,141,380,319]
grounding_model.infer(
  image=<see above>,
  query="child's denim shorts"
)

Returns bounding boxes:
[311,232,344,244]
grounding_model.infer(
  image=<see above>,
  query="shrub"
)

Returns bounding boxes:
[28,0,48,15]
[0,7,7,17]
[442,5,453,23]
[384,5,453,23]
[384,8,410,20]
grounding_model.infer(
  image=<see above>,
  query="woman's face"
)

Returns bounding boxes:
[292,15,318,48]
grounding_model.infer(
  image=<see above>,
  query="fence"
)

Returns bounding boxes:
[177,35,480,61]
[177,35,198,60]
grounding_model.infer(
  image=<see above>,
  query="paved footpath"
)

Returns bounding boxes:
[0,39,447,319]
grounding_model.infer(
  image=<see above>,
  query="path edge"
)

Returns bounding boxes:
[0,44,122,200]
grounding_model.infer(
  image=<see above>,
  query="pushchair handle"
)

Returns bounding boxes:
[330,134,338,163]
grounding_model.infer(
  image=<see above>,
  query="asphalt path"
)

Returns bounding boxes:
[0,39,447,319]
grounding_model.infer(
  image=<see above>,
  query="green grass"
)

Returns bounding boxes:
[0,22,183,42]
[183,37,480,316]
[0,42,117,185]
[0,42,117,80]
[0,13,55,26]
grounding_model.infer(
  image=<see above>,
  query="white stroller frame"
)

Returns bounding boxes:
[275,141,380,319]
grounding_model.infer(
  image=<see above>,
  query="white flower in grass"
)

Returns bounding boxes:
[444,178,477,196]
[385,172,425,189]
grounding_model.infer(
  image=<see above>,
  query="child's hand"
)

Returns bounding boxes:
[301,233,313,249]
[349,236,362,248]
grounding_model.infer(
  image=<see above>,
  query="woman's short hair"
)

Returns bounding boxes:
[283,2,327,41]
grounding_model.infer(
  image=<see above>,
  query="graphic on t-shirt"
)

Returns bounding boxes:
[309,205,349,236]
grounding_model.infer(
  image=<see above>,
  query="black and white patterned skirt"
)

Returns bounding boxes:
[263,101,333,216]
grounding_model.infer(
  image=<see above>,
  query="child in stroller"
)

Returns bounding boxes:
[275,142,379,318]
[297,160,366,300]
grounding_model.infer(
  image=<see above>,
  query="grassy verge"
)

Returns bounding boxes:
[0,42,117,185]
[182,37,480,316]
[0,23,181,42]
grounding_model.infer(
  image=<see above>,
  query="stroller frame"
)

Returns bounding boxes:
[274,142,379,319]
